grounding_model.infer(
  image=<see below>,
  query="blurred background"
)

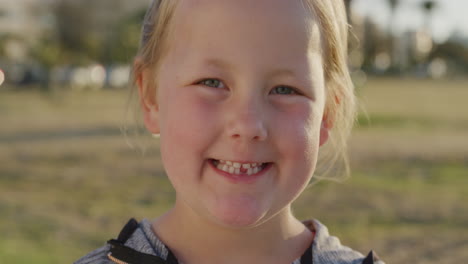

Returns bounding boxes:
[0,0,467,263]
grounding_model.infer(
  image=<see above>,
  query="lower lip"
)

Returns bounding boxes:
[209,162,272,184]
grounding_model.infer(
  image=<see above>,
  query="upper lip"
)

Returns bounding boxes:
[211,158,269,164]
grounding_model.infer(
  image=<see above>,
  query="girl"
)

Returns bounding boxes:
[76,0,383,263]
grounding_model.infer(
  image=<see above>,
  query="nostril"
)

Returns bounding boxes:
[230,132,267,141]
[227,116,268,141]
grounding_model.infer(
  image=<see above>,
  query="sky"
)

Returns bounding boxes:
[352,0,468,43]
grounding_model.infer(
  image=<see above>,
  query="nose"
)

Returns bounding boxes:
[226,99,268,142]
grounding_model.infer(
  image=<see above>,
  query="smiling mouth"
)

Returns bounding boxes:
[210,159,269,176]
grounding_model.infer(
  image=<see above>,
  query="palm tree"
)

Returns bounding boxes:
[344,0,353,24]
[421,0,437,33]
[387,0,399,31]
[386,0,399,70]
[416,0,437,66]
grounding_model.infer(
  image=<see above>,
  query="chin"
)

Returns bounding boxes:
[207,197,271,229]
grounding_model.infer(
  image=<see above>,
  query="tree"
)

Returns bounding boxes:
[421,0,437,33]
[386,0,399,71]
[52,0,101,64]
[100,8,146,64]
[30,0,147,67]
[344,0,353,24]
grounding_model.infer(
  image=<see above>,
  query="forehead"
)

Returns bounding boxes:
[158,0,323,81]
[178,0,310,19]
[168,0,321,53]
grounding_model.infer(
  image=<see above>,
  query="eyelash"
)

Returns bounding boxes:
[270,85,299,95]
[197,78,225,89]
[197,78,300,95]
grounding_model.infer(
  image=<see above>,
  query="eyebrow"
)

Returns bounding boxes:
[266,68,297,80]
[201,58,298,79]
[202,58,234,71]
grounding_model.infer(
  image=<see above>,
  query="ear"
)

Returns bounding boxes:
[319,113,331,147]
[135,60,160,134]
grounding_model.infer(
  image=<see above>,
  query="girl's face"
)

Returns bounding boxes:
[143,0,328,228]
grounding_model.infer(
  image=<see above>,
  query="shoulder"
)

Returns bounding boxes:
[308,219,385,264]
[74,219,168,264]
[73,244,112,264]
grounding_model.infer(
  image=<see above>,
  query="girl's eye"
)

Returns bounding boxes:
[198,79,225,89]
[270,85,298,95]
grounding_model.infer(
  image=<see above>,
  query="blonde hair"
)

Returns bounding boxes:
[131,0,356,180]
[302,0,356,181]
[133,0,178,96]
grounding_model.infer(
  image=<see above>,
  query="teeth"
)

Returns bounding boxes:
[215,160,265,176]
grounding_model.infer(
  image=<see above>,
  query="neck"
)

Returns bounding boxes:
[152,201,313,264]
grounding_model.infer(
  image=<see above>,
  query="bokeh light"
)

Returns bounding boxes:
[0,69,5,87]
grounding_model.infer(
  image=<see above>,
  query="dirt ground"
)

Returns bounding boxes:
[1,78,467,263]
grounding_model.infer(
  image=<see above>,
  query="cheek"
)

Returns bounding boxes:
[158,90,219,175]
[290,119,321,177]
[275,104,322,158]
[273,104,322,186]
[161,90,215,139]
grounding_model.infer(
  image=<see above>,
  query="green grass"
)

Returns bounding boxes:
[1,78,468,263]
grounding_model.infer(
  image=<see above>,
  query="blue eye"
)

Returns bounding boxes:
[271,85,297,95]
[198,79,225,88]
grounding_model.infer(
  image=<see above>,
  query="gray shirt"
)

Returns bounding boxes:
[74,219,384,264]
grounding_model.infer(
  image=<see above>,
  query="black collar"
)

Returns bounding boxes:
[107,218,383,264]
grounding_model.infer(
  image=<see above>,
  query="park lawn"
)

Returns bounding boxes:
[1,78,467,263]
